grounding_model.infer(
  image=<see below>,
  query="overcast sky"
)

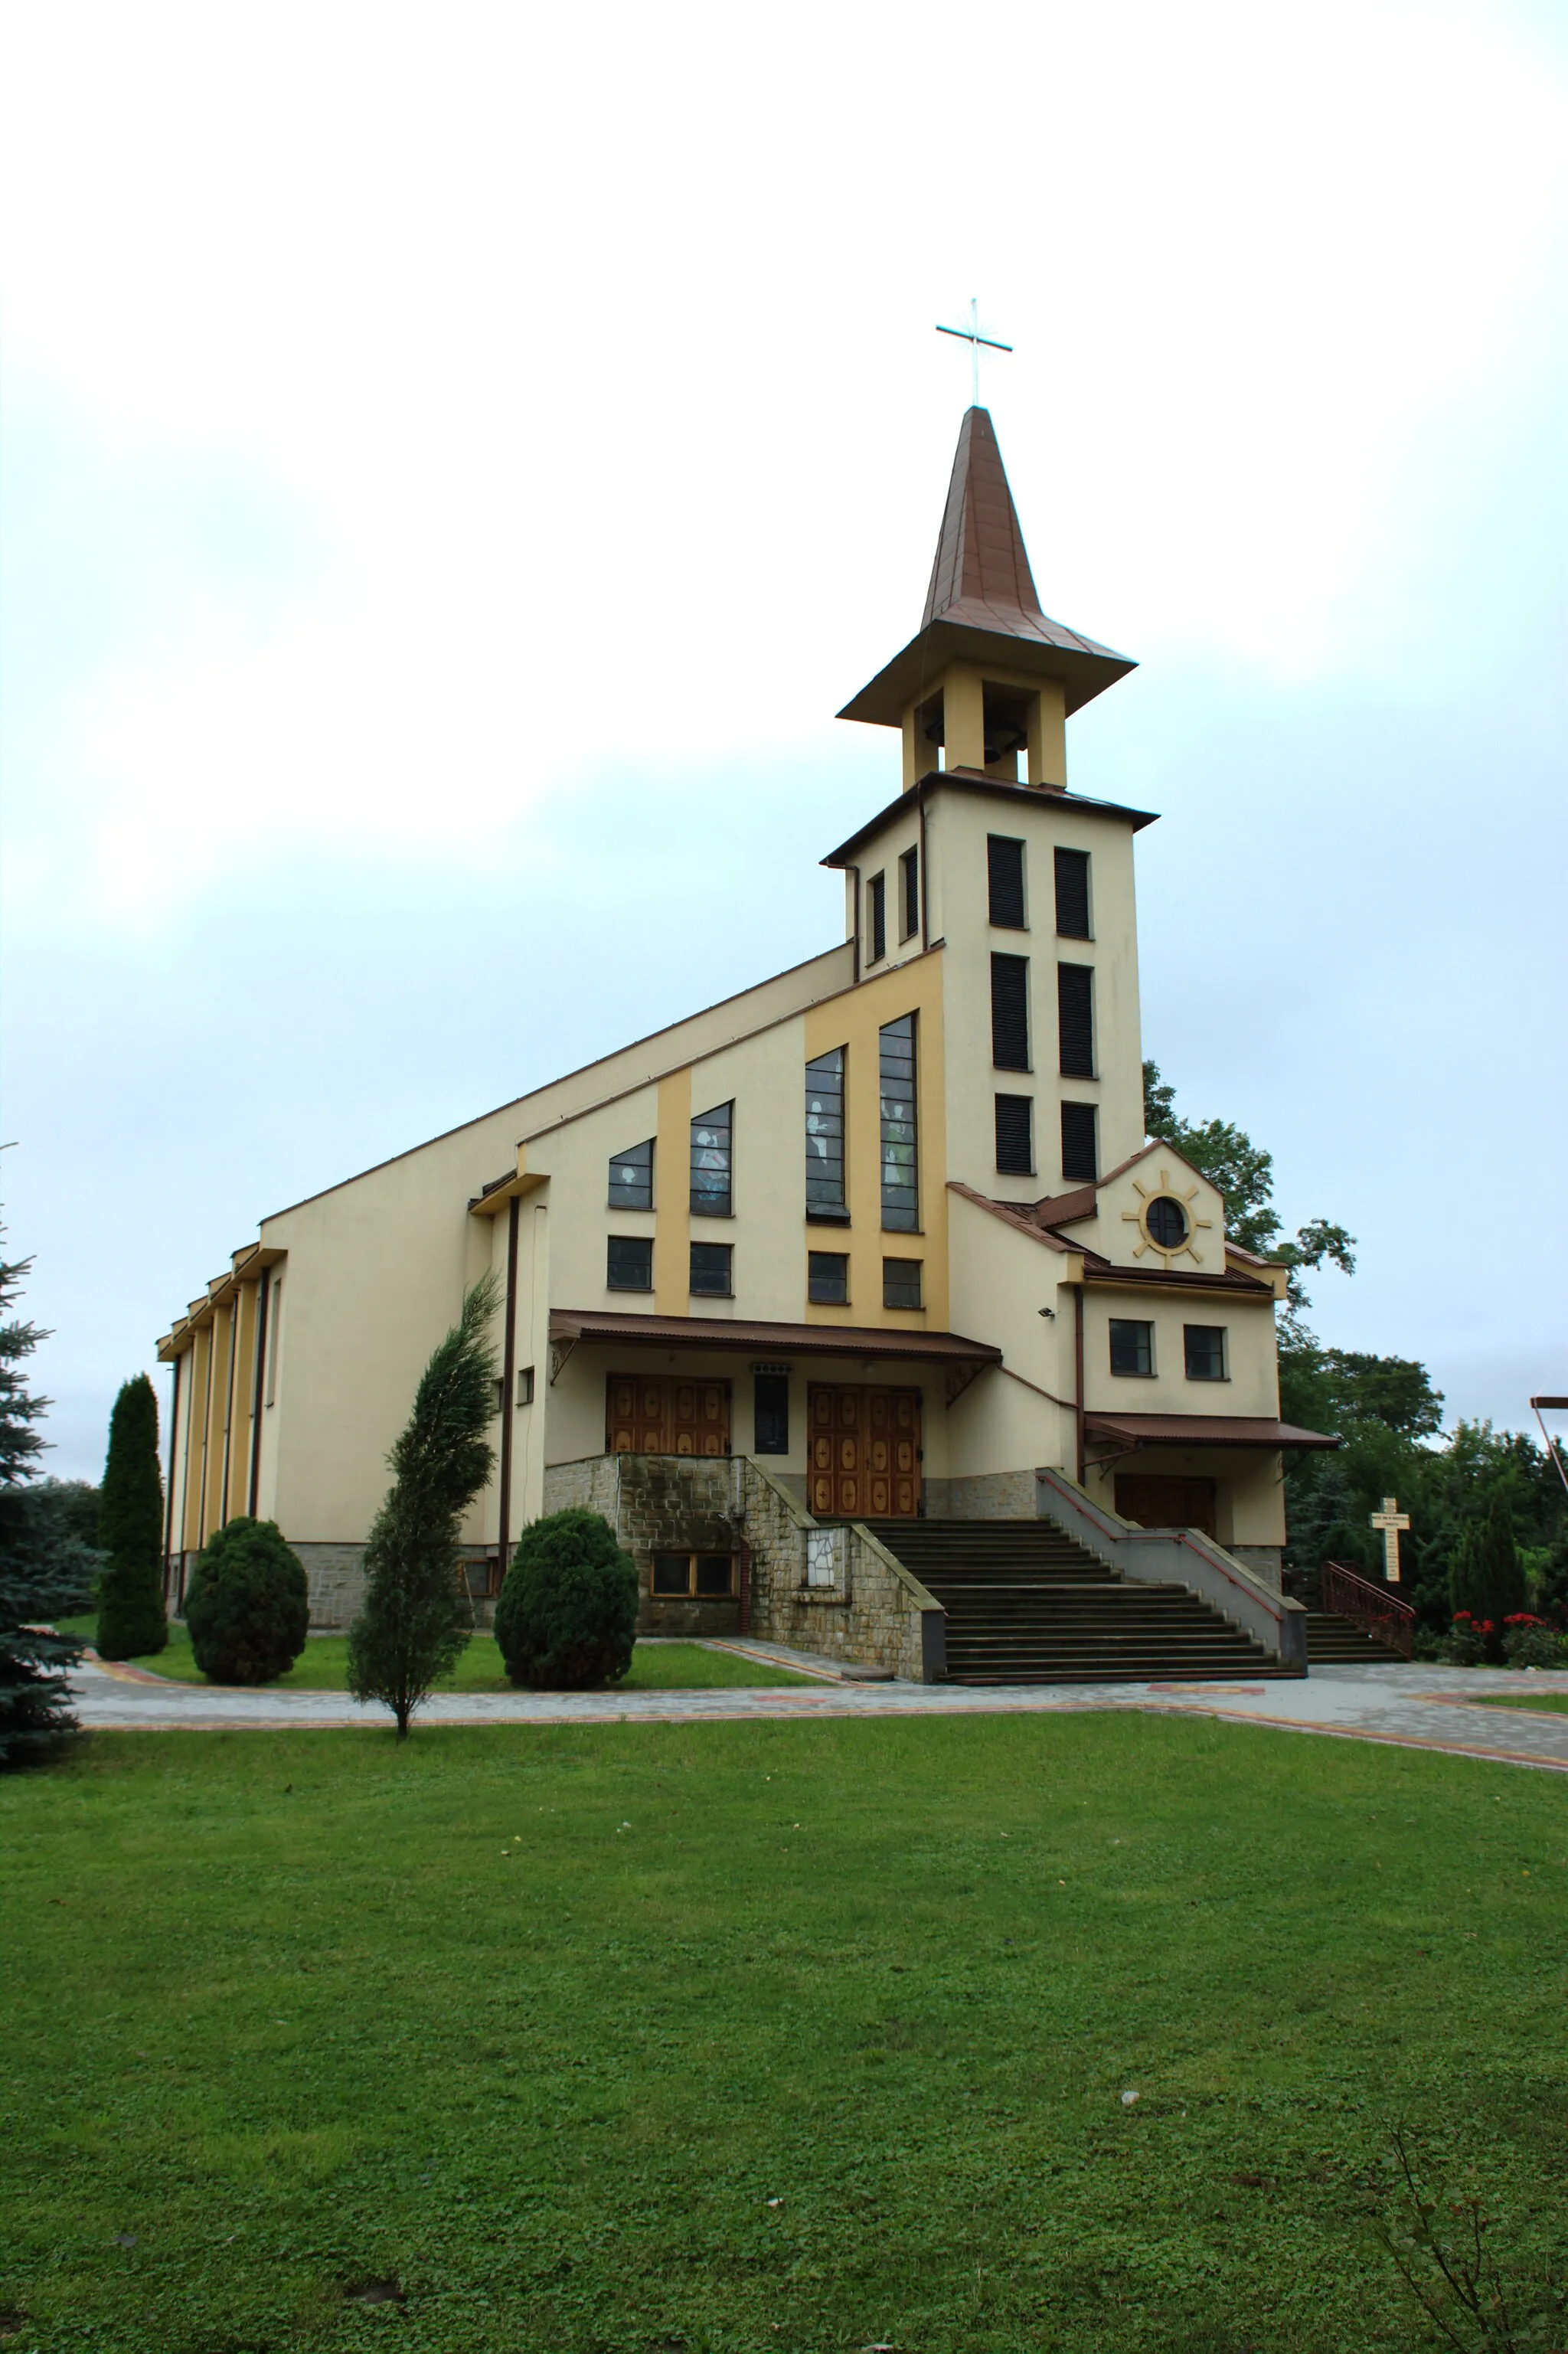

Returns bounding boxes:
[2,0,1564,1482]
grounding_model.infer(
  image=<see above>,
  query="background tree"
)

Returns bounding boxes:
[495,1507,639,1689]
[96,1375,168,1659]
[0,1242,85,1765]
[185,1516,310,1685]
[348,1275,498,1738]
[1449,1496,1527,1657]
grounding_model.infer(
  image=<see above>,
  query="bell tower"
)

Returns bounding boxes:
[838,407,1135,790]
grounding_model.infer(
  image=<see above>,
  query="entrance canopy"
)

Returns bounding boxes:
[1084,1411,1338,1451]
[548,1309,1001,1367]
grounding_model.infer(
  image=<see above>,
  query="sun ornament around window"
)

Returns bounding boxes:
[1123,1169,1213,1265]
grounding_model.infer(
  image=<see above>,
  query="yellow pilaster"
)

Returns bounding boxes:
[204,1303,234,1540]
[1027,681,1067,788]
[654,1066,691,1315]
[900,706,926,791]
[941,667,986,771]
[181,1326,210,1552]
[227,1279,260,1522]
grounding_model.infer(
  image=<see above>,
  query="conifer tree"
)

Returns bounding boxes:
[96,1375,168,1659]
[0,1241,85,1765]
[348,1276,498,1738]
[1449,1497,1526,1656]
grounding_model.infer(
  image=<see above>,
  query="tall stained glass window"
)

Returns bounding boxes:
[690,1101,733,1217]
[805,1048,848,1221]
[879,1014,918,1231]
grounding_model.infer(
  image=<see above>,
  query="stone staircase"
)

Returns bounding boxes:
[1305,1611,1406,1666]
[860,1519,1285,1685]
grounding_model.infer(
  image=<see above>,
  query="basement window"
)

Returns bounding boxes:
[651,1551,736,1598]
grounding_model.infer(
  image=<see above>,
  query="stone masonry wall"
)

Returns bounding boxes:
[922,1469,1038,1520]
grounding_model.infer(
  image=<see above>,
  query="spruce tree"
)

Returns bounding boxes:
[348,1276,498,1738]
[96,1375,168,1659]
[0,1242,85,1766]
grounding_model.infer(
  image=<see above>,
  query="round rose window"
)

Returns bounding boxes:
[1145,1195,1187,1247]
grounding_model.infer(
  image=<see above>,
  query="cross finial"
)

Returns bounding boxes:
[936,298,1013,407]
[1368,1494,1411,1583]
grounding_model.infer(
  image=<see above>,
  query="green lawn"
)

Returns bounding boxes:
[1472,1688,1568,1715]
[60,1620,815,1692]
[4,1715,1566,2353]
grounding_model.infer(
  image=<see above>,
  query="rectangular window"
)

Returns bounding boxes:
[608,1136,654,1208]
[988,835,1026,929]
[753,1372,789,1454]
[883,1257,923,1309]
[1054,846,1090,939]
[1057,963,1095,1077]
[517,1365,535,1406]
[808,1251,848,1305]
[990,954,1030,1070]
[1060,1100,1098,1182]
[879,1012,919,1231]
[1109,1319,1155,1377]
[900,845,920,941]
[689,1241,733,1296]
[994,1094,1034,1175]
[867,871,887,965]
[652,1551,737,1598]
[690,1101,733,1216]
[805,1047,848,1222]
[606,1235,653,1291]
[1184,1325,1228,1381]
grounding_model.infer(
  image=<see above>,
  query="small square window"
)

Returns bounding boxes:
[1184,1325,1227,1381]
[883,1257,923,1309]
[995,1094,1034,1175]
[808,1251,848,1305]
[1109,1319,1154,1377]
[607,1236,653,1291]
[652,1552,691,1596]
[867,871,887,965]
[517,1365,535,1406]
[694,1554,735,1597]
[899,845,920,940]
[690,1242,733,1296]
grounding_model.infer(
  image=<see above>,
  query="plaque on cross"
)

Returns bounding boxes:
[1369,1495,1410,1583]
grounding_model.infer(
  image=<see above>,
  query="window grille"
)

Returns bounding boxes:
[988,835,1026,928]
[1109,1319,1154,1377]
[900,845,920,940]
[1054,847,1090,939]
[990,954,1030,1070]
[867,871,887,965]
[1057,963,1094,1077]
[1060,1100,1098,1183]
[994,1094,1034,1175]
[805,1047,848,1221]
[879,1013,919,1231]
[690,1101,733,1217]
[608,1136,654,1208]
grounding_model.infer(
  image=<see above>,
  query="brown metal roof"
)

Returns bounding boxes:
[838,407,1136,727]
[1080,1254,1276,1296]
[823,771,1157,870]
[548,1309,1001,1365]
[1085,1411,1340,1451]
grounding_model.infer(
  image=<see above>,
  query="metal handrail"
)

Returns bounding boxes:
[1321,1558,1416,1657]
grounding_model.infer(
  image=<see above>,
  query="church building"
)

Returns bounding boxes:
[156,409,1334,1681]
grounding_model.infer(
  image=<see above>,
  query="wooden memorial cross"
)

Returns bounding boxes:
[1369,1495,1410,1584]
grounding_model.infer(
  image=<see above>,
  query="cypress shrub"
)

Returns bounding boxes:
[185,1516,310,1685]
[96,1375,168,1659]
[1449,1500,1526,1662]
[495,1508,639,1689]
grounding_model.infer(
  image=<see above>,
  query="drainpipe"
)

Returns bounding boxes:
[495,1195,521,1590]
[162,1351,181,1604]
[1073,1282,1086,1486]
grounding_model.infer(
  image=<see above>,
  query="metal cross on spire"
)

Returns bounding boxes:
[936,299,1012,407]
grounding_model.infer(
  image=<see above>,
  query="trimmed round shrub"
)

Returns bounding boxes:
[495,1509,638,1689]
[184,1517,310,1686]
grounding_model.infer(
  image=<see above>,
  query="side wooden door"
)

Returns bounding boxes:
[1114,1474,1217,1537]
[606,1375,730,1457]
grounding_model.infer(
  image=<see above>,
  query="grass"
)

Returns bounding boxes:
[59,1620,816,1692]
[1472,1689,1568,1715]
[4,1713,1567,2353]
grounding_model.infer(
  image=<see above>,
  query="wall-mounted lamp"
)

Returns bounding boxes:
[1037,1306,1056,1320]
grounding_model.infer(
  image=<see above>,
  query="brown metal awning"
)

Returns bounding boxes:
[1085,1412,1340,1451]
[548,1309,1001,1365]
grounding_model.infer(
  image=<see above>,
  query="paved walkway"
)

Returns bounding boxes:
[67,1646,1568,1772]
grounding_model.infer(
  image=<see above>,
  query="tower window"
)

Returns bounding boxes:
[879,1013,919,1231]
[988,835,1026,929]
[1061,1100,1098,1183]
[867,871,887,966]
[608,1136,654,1208]
[1054,847,1091,939]
[805,1048,848,1222]
[900,845,920,941]
[990,954,1030,1071]
[607,1237,653,1292]
[1109,1319,1155,1377]
[808,1251,848,1305]
[753,1372,789,1454]
[883,1257,923,1309]
[691,1101,733,1217]
[1057,963,1095,1077]
[995,1094,1034,1175]
[1184,1326,1227,1381]
[689,1242,733,1296]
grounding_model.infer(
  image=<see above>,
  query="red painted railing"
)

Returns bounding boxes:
[1321,1559,1416,1658]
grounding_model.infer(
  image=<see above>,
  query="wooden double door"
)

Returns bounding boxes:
[606,1374,731,1457]
[807,1384,921,1519]
[1115,1474,1217,1538]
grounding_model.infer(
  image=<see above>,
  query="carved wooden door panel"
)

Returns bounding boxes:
[1114,1474,1217,1537]
[806,1385,921,1517]
[606,1375,730,1457]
